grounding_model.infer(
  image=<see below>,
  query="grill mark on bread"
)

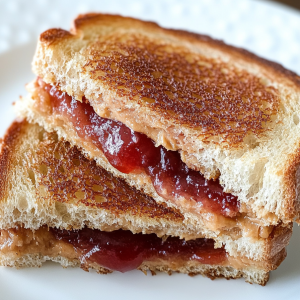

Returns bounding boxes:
[82,34,279,146]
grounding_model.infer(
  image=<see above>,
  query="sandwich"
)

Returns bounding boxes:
[0,119,292,285]
[16,13,300,242]
[8,13,300,285]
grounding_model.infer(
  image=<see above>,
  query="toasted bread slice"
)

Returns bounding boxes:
[27,13,300,228]
[0,120,186,237]
[0,120,292,262]
[0,252,273,286]
[0,252,272,286]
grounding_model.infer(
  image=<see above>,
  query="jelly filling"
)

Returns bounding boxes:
[51,227,227,272]
[39,78,239,217]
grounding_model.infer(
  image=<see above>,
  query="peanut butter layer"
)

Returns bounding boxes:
[0,227,77,260]
[0,226,283,272]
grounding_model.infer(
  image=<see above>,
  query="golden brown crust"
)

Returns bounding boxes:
[283,141,300,222]
[37,13,287,146]
[72,13,300,88]
[0,120,25,201]
[40,29,72,46]
[73,13,160,32]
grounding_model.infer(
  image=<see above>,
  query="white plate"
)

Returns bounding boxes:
[1,1,300,299]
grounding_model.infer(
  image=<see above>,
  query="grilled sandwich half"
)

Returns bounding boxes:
[16,14,300,248]
[0,120,292,285]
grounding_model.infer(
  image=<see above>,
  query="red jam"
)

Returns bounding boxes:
[39,78,239,217]
[51,228,227,272]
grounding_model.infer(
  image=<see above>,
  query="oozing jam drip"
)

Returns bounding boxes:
[51,228,227,272]
[39,79,239,217]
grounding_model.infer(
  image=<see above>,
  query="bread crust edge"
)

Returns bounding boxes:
[38,13,300,89]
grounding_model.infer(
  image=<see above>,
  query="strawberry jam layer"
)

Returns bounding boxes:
[51,228,226,272]
[39,78,239,217]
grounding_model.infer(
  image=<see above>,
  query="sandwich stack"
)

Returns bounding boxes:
[1,13,300,285]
